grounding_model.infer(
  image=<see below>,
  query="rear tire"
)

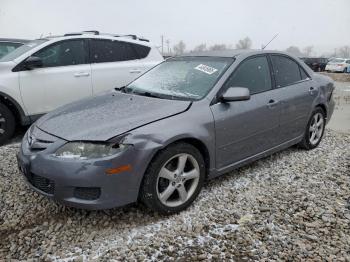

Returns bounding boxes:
[140,143,205,214]
[0,103,16,146]
[298,107,326,150]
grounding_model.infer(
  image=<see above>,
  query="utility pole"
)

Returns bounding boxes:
[166,39,170,55]
[161,35,164,55]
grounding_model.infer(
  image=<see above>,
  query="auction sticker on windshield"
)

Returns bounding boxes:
[195,64,218,75]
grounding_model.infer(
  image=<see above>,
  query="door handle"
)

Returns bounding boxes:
[74,72,90,77]
[267,99,279,109]
[129,69,142,74]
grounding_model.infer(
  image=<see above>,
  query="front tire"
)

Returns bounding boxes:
[140,143,205,214]
[298,107,326,150]
[0,103,16,146]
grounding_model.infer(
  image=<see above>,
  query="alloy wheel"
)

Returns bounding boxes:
[156,153,200,207]
[309,112,324,145]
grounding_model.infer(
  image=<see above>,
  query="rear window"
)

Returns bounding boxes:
[271,55,302,87]
[132,43,151,59]
[332,59,346,63]
[300,67,309,80]
[90,39,140,63]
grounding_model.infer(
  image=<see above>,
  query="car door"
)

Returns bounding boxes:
[18,39,92,116]
[270,54,316,142]
[210,55,281,169]
[89,39,146,94]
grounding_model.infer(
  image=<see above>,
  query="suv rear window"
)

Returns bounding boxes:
[132,43,150,59]
[90,39,140,63]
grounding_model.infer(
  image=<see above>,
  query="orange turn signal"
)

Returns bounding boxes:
[105,165,132,175]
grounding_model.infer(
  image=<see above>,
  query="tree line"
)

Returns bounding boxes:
[170,37,350,58]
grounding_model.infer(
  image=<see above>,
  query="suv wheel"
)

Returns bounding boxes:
[0,103,16,146]
[140,143,205,214]
[298,107,326,150]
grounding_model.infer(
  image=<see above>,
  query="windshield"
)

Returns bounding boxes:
[0,39,48,62]
[0,42,23,59]
[125,57,233,101]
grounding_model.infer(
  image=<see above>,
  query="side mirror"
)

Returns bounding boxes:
[23,56,43,70]
[221,87,250,102]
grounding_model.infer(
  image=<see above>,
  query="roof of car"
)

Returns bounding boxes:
[0,38,30,43]
[38,33,153,47]
[181,49,290,58]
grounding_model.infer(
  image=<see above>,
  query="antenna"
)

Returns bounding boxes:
[262,33,279,50]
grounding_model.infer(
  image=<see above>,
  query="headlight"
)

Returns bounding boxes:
[54,142,129,160]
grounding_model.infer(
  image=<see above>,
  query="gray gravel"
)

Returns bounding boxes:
[0,129,349,261]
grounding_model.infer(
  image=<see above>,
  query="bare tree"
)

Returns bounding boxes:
[285,46,303,57]
[173,41,186,55]
[303,46,313,57]
[337,45,350,58]
[193,43,207,52]
[235,37,252,49]
[209,44,227,51]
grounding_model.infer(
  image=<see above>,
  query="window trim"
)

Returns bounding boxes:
[15,39,89,71]
[88,38,141,64]
[268,53,312,89]
[215,54,274,101]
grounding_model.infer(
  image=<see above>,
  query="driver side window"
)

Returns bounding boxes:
[223,56,272,95]
[33,40,87,68]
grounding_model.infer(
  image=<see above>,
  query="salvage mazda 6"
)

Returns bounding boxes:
[17,50,335,214]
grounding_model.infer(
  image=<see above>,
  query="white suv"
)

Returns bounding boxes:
[0,31,164,144]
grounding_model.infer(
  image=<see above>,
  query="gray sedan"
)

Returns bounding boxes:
[17,50,335,214]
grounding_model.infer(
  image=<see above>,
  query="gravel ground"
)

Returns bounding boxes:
[0,129,349,261]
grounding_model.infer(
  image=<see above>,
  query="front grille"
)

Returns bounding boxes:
[27,126,57,152]
[27,173,55,195]
[74,187,101,200]
[29,138,54,152]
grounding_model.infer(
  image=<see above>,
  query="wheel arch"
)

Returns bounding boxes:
[168,137,211,177]
[0,91,29,125]
[315,103,327,119]
[137,136,211,200]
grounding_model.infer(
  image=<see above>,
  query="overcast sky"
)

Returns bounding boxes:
[0,0,349,55]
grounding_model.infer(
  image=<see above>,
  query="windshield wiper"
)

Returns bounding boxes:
[135,91,164,99]
[115,86,127,93]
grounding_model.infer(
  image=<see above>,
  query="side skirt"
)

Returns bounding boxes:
[208,135,303,179]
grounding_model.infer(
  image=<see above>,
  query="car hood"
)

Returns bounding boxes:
[36,91,191,141]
